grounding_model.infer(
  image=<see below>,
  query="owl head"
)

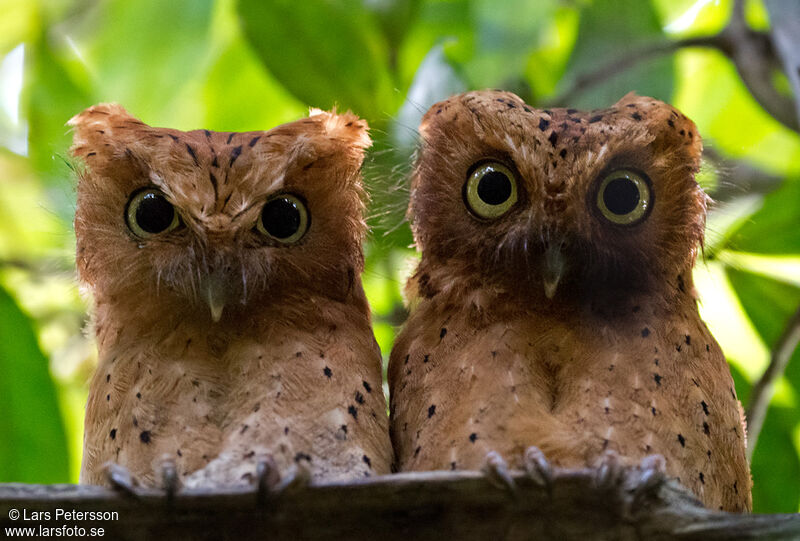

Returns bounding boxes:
[409,90,707,312]
[71,105,371,327]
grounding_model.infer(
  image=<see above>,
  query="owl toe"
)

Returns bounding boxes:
[523,446,553,488]
[481,450,517,493]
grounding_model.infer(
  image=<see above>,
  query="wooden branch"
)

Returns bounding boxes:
[549,2,799,133]
[2,468,799,540]
[746,305,800,459]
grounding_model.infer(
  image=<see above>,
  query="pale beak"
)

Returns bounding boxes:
[204,277,228,322]
[542,244,566,300]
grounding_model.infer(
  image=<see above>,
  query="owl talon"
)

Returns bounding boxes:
[593,450,624,491]
[159,458,181,501]
[523,446,553,488]
[628,454,667,510]
[481,451,516,493]
[255,456,281,504]
[277,459,312,493]
[103,462,141,497]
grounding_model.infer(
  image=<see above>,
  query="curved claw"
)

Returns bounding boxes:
[159,458,180,501]
[594,450,624,491]
[481,451,517,493]
[523,446,553,488]
[629,454,667,510]
[255,455,280,504]
[277,459,312,493]
[103,462,141,497]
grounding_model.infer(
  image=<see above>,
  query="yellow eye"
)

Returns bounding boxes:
[125,189,181,238]
[595,169,652,225]
[464,162,518,219]
[256,194,309,244]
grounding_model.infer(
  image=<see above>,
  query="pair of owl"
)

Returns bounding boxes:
[70,90,751,512]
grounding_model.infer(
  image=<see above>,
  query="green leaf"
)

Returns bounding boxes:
[725,267,800,397]
[556,0,674,108]
[750,404,800,512]
[730,179,800,254]
[461,0,558,92]
[238,0,396,123]
[0,284,69,483]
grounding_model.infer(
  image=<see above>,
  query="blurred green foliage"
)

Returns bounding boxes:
[0,0,798,513]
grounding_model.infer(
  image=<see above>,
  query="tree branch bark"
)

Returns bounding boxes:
[549,1,799,133]
[2,469,799,541]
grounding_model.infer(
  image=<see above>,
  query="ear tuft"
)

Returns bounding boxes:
[310,108,371,151]
[68,103,144,158]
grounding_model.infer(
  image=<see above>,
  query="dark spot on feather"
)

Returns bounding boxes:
[538,118,550,131]
[229,145,242,166]
[651,407,657,415]
[567,108,578,114]
[699,472,705,484]
[323,366,332,378]
[362,455,372,468]
[226,133,235,144]
[423,355,430,363]
[677,434,685,447]
[106,374,110,382]
[701,401,709,415]
[106,394,110,401]
[631,112,642,121]
[110,429,117,440]
[240,424,249,434]
[140,431,151,444]
[428,405,436,418]
[184,143,199,166]
[548,132,558,146]
[685,335,691,345]
[355,391,365,405]
[641,327,650,337]
[589,115,604,123]
[404,355,409,365]
[294,452,311,463]
[703,422,710,435]
[348,405,358,419]
[249,136,261,147]
[87,152,96,157]
[654,373,662,386]
[440,328,447,339]
[559,148,567,158]
[136,392,141,399]
[450,462,457,470]
[211,156,219,167]
[469,433,478,443]
[209,172,218,199]
[414,446,421,457]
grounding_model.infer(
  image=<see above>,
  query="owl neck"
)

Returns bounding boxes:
[408,259,698,323]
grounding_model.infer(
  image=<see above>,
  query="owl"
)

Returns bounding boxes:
[388,90,751,512]
[71,104,392,491]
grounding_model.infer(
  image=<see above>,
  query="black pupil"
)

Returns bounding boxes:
[261,198,301,239]
[603,178,640,215]
[477,170,512,205]
[136,192,175,233]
